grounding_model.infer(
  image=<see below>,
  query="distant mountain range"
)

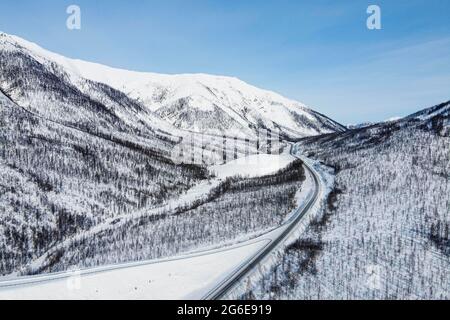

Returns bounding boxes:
[300,100,450,152]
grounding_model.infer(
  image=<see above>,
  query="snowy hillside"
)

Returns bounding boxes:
[0,32,314,276]
[0,33,214,276]
[236,101,450,300]
[0,82,210,276]
[0,32,183,150]
[0,32,345,139]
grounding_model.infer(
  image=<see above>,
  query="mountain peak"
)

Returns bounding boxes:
[0,32,345,138]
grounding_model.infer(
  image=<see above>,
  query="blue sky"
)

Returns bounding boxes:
[0,0,449,124]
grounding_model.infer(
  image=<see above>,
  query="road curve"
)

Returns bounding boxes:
[202,144,322,300]
[0,144,322,299]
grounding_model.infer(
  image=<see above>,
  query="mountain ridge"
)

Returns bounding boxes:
[0,32,346,139]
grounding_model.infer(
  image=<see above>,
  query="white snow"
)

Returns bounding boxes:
[0,240,268,300]
[412,104,450,121]
[385,116,401,122]
[210,153,295,179]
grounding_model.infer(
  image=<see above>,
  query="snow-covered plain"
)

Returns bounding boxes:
[0,240,268,300]
[210,153,295,179]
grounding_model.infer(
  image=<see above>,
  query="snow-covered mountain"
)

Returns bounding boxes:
[347,122,373,130]
[239,100,450,300]
[0,31,344,277]
[301,100,450,151]
[0,32,345,139]
[0,32,214,276]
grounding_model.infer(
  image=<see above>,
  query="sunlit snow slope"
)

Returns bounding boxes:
[0,32,345,139]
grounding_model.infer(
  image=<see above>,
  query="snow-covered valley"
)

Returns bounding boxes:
[0,31,449,300]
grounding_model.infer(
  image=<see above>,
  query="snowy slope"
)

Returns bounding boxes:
[0,32,345,138]
[237,100,450,300]
[0,78,209,276]
[0,32,182,143]
[0,240,268,300]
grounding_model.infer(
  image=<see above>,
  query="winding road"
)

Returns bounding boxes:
[0,144,323,300]
[202,145,322,299]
